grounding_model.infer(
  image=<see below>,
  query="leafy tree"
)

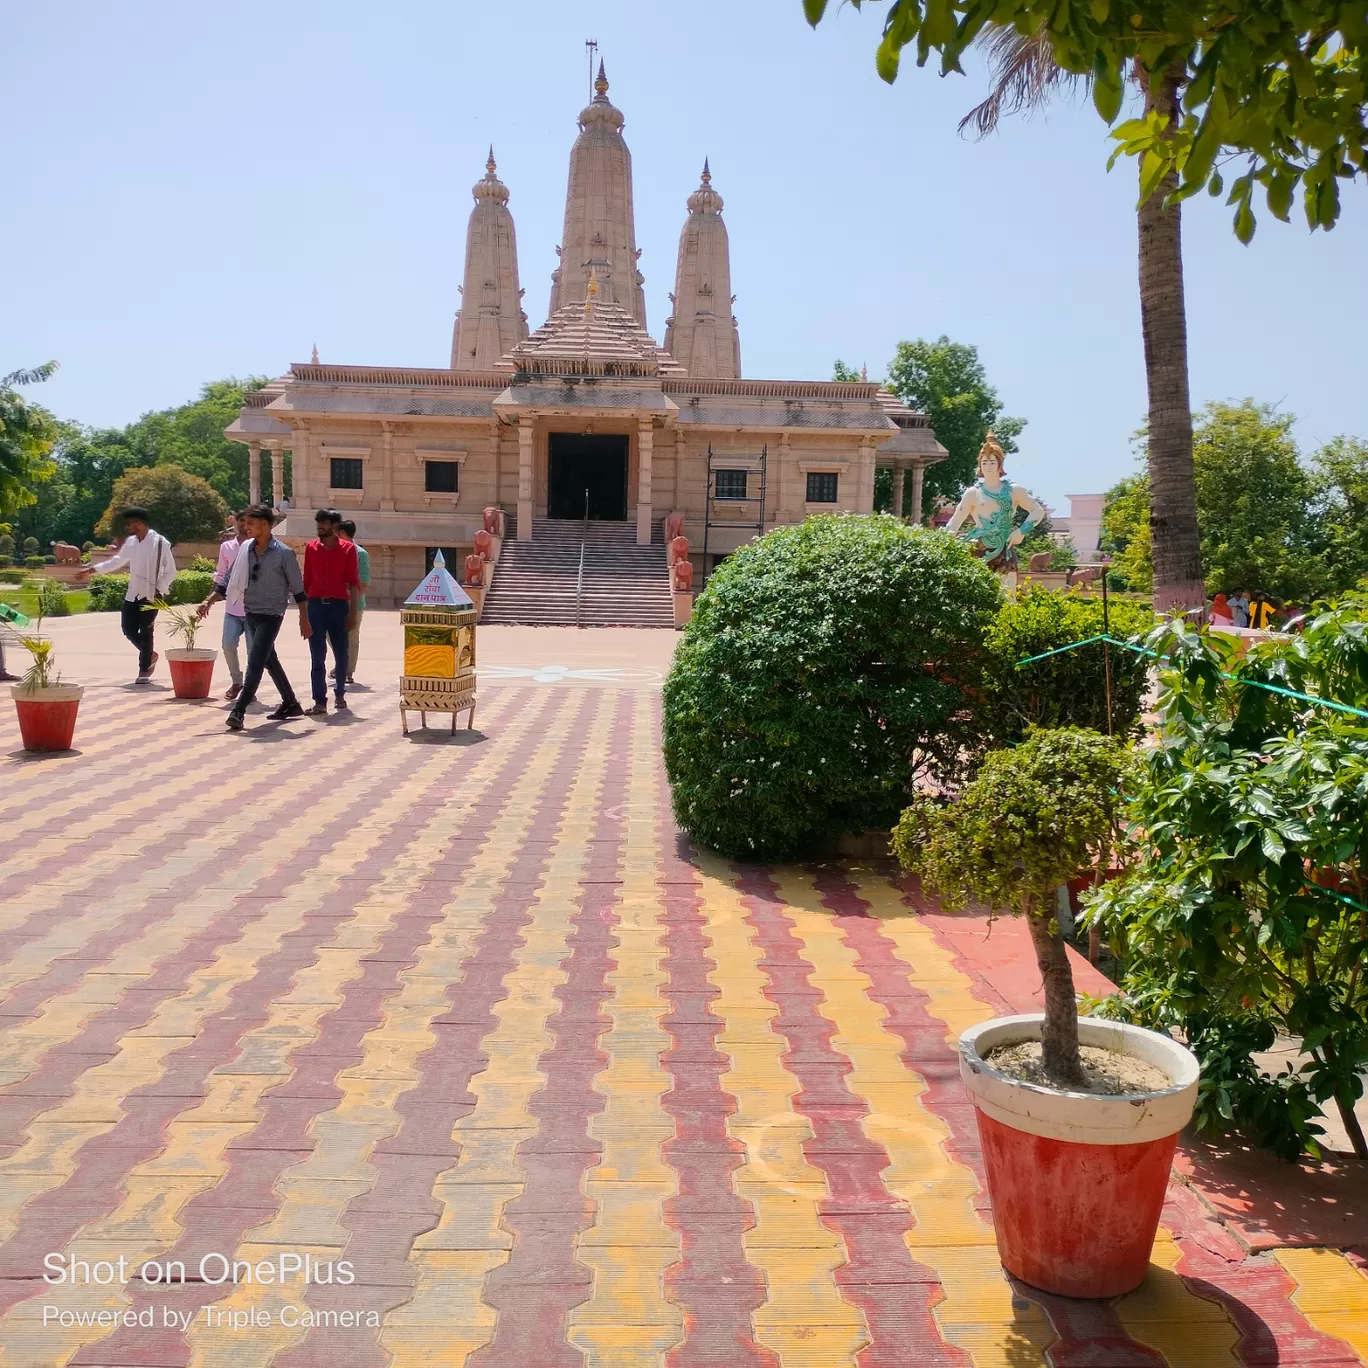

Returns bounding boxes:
[832,359,863,382]
[663,515,1001,858]
[807,0,1367,612]
[884,337,1026,508]
[896,727,1134,1084]
[1092,609,1368,1158]
[1102,402,1332,600]
[96,464,229,545]
[0,363,59,518]
[120,377,267,511]
[1310,437,1368,591]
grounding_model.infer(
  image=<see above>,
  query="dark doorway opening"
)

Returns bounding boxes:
[548,433,629,521]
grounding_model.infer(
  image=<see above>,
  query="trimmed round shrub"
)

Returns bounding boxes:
[87,574,129,611]
[22,537,38,556]
[24,556,45,569]
[167,570,214,605]
[0,555,11,568]
[663,515,1002,859]
[981,582,1155,741]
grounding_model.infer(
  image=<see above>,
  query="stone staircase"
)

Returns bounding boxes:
[480,516,675,628]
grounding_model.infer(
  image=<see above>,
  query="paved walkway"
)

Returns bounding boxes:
[1,619,1366,1366]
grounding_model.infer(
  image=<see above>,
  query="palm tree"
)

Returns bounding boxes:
[962,33,1204,614]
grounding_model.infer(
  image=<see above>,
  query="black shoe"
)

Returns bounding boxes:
[267,701,305,721]
[225,713,244,732]
[333,698,349,711]
[305,701,328,716]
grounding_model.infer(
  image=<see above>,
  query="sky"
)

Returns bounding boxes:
[4,0,1365,511]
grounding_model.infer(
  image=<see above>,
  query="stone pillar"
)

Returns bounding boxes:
[517,421,533,540]
[380,544,395,607]
[248,441,261,505]
[270,447,285,510]
[910,462,926,526]
[293,427,310,508]
[637,419,653,545]
[892,466,906,520]
[381,424,396,510]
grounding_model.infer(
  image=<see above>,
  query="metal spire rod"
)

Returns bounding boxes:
[585,39,598,100]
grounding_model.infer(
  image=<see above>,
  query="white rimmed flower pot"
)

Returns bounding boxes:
[959,1014,1199,1298]
[11,683,84,752]
[166,648,216,699]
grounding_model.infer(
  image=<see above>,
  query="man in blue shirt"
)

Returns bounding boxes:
[198,504,310,732]
[338,519,370,684]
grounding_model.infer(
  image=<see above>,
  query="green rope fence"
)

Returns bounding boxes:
[1016,632,1368,915]
[1015,633,1368,721]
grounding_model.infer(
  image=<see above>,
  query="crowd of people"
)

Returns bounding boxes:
[1208,588,1299,631]
[81,504,370,733]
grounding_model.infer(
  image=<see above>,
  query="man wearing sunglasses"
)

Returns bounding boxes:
[198,503,309,732]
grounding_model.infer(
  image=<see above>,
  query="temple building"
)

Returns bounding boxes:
[227,64,946,620]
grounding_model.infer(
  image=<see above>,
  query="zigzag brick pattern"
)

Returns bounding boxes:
[0,683,1364,1368]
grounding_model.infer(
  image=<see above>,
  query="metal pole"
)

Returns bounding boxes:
[1102,569,1113,737]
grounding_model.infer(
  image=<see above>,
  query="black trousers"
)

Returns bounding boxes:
[120,597,157,674]
[231,612,300,718]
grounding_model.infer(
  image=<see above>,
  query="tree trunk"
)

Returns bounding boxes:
[1025,896,1084,1085]
[1138,60,1205,617]
[1334,1092,1368,1160]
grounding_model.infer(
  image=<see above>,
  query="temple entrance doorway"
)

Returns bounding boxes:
[547,433,629,521]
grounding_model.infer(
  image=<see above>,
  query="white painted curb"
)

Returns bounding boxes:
[959,1014,1199,1147]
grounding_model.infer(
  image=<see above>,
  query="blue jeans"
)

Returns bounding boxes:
[307,599,350,704]
[221,611,248,686]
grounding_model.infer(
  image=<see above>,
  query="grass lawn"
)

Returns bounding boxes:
[0,585,92,618]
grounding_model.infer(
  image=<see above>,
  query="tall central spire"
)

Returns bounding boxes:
[546,62,648,328]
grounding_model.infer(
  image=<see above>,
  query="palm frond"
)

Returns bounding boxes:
[959,25,1086,139]
[1,361,58,389]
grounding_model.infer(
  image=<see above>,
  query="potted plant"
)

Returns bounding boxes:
[893,726,1199,1298]
[8,620,83,752]
[156,601,217,700]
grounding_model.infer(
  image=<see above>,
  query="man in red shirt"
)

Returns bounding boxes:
[302,508,361,715]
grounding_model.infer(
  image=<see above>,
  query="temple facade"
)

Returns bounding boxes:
[227,65,946,611]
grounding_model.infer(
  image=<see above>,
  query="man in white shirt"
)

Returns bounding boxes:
[75,505,177,682]
[212,512,250,699]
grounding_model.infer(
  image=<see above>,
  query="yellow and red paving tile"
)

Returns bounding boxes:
[2,628,1366,1367]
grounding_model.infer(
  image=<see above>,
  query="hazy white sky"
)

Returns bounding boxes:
[4,0,1365,508]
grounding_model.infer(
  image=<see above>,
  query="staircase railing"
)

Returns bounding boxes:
[575,487,589,628]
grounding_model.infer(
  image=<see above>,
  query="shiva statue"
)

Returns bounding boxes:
[945,432,1045,572]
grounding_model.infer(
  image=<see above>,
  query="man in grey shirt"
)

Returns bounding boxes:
[198,503,311,732]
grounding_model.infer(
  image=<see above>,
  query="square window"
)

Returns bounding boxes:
[806,472,838,503]
[714,469,748,500]
[330,457,363,490]
[425,461,459,493]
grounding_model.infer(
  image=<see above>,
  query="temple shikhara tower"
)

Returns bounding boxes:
[228,62,946,623]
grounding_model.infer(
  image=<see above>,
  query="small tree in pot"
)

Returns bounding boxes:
[7,619,84,752]
[893,727,1200,1298]
[895,726,1131,1083]
[154,601,217,700]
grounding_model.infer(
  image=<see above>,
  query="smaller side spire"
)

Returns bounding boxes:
[666,159,741,378]
[451,148,527,369]
[311,342,319,365]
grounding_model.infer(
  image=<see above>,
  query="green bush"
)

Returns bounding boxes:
[1090,604,1368,1159]
[981,582,1154,742]
[87,574,129,611]
[22,537,38,556]
[0,555,11,568]
[663,515,1002,859]
[0,533,13,557]
[0,568,23,584]
[81,541,94,552]
[187,553,217,573]
[167,570,214,605]
[24,556,45,570]
[37,577,70,618]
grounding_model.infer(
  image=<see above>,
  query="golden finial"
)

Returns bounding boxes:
[701,157,711,185]
[584,268,600,314]
[594,59,609,97]
[486,145,496,175]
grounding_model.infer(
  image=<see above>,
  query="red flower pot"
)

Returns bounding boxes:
[166,649,217,700]
[959,1015,1198,1298]
[11,683,83,752]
